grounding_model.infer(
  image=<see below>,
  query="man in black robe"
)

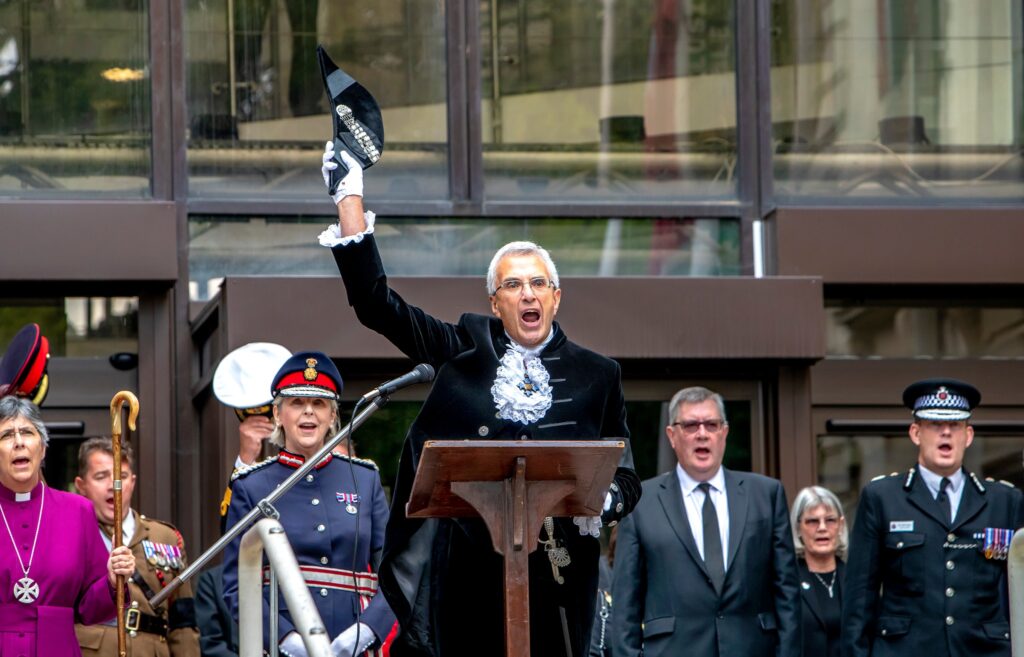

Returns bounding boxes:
[317,145,641,657]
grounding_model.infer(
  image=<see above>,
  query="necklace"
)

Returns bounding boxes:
[811,569,836,599]
[0,485,45,604]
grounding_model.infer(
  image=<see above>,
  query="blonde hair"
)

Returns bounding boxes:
[269,397,343,449]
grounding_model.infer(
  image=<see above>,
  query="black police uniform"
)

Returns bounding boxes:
[842,465,1024,657]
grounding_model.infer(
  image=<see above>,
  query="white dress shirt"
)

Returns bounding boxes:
[676,464,730,570]
[917,464,965,522]
[99,508,136,550]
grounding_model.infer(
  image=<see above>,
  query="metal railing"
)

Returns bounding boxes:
[1009,529,1024,656]
[239,518,332,657]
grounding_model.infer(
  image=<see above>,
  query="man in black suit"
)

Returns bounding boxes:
[318,147,641,657]
[610,386,801,657]
[842,378,1024,657]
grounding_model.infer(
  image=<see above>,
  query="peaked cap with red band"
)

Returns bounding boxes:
[271,351,342,400]
[0,323,51,404]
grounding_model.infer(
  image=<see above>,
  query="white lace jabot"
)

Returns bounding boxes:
[491,332,554,425]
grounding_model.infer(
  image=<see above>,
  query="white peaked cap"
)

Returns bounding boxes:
[213,342,292,409]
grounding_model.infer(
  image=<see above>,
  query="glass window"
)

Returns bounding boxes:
[0,0,151,197]
[188,215,742,301]
[771,0,1024,201]
[480,0,738,201]
[0,297,139,356]
[827,305,1024,359]
[185,0,448,200]
[819,433,1024,526]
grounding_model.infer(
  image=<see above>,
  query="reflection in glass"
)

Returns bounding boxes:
[480,0,738,200]
[772,0,1024,200]
[186,0,448,200]
[827,306,1024,359]
[0,0,151,197]
[819,433,1024,526]
[0,297,139,357]
[188,215,741,301]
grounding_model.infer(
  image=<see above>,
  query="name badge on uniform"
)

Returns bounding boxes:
[889,521,914,532]
[975,528,1014,560]
[337,492,360,515]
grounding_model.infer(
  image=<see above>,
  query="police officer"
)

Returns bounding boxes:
[221,351,395,657]
[0,322,51,405]
[842,378,1024,657]
[74,437,199,657]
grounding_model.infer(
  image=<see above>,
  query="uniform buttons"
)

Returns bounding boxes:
[317,524,326,532]
[945,616,954,626]
[306,474,314,483]
[946,560,955,571]
[1006,632,1011,639]
[947,533,956,542]
[945,587,955,598]
[881,629,888,636]
[311,498,320,506]
[320,556,329,565]
[320,588,328,597]
[519,434,528,440]
[896,541,904,549]
[608,520,618,528]
[615,502,624,513]
[478,426,489,437]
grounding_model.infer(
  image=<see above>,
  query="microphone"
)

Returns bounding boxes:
[361,363,435,401]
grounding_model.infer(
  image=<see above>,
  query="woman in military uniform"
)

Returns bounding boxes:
[222,351,395,657]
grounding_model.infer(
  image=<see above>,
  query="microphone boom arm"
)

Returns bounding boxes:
[148,395,389,608]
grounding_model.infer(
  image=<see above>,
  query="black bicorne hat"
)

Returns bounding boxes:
[317,45,384,194]
[0,323,50,405]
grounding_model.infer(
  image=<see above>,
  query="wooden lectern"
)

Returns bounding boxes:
[406,440,624,657]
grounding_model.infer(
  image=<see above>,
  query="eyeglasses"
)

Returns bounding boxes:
[671,420,725,434]
[802,516,840,528]
[494,277,555,295]
[0,426,40,442]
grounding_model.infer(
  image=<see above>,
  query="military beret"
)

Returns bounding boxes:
[902,378,980,421]
[0,323,50,404]
[213,342,291,411]
[271,351,342,400]
[317,44,384,192]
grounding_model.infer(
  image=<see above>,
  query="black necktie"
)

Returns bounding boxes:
[937,477,952,525]
[698,482,725,593]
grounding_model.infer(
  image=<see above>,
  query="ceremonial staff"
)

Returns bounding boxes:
[110,391,139,657]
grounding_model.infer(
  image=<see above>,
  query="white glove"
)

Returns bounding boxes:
[280,631,310,657]
[331,622,377,657]
[321,141,364,204]
[572,492,613,538]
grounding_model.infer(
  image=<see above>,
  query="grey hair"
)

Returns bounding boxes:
[268,397,343,449]
[790,485,849,560]
[667,386,728,426]
[486,241,560,294]
[0,396,49,447]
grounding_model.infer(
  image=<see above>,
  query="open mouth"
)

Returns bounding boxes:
[298,422,318,431]
[520,309,541,325]
[11,457,30,468]
[694,446,712,458]
[937,443,953,456]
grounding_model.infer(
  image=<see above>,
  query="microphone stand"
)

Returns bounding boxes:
[148,394,390,608]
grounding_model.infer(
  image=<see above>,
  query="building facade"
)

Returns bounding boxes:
[1,0,1023,550]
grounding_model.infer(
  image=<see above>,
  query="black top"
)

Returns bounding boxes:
[799,558,844,657]
[809,568,841,657]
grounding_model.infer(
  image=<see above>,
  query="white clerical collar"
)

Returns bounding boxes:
[504,329,555,357]
[15,491,30,502]
[676,463,726,495]
[917,464,964,496]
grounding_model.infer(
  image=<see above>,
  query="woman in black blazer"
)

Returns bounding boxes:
[791,486,848,657]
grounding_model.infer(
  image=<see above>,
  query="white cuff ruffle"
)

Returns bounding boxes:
[317,210,376,247]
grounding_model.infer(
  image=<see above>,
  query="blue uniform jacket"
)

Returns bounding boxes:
[222,450,396,650]
[842,465,1024,657]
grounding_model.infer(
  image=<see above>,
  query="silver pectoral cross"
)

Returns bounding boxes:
[14,576,39,604]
